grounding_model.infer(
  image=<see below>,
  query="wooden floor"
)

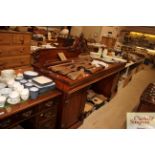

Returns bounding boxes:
[80,65,155,129]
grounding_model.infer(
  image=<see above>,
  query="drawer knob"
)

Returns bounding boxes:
[22,111,32,117]
[45,102,53,107]
[40,113,44,117]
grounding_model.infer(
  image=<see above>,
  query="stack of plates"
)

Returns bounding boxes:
[32,76,53,86]
[23,71,39,79]
[32,76,55,94]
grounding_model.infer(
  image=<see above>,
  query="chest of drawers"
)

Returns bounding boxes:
[0,31,31,70]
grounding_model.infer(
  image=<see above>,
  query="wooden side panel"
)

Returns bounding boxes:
[59,88,87,128]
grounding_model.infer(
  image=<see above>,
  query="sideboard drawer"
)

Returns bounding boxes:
[18,107,36,121]
[0,46,30,57]
[0,33,12,45]
[38,119,56,129]
[0,115,17,128]
[38,100,57,111]
[38,110,56,123]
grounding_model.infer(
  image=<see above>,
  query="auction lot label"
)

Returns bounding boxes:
[127,113,155,129]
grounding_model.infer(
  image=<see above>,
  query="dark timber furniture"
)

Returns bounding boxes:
[0,90,61,129]
[32,46,126,129]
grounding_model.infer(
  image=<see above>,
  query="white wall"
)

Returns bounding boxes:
[70,26,83,37]
[99,26,123,40]
[82,26,102,42]
[70,26,124,42]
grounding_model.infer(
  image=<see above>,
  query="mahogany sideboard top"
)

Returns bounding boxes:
[33,61,125,94]
[0,89,61,121]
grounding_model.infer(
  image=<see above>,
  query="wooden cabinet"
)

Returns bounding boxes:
[0,90,61,129]
[32,47,125,128]
[0,31,31,70]
[60,88,87,128]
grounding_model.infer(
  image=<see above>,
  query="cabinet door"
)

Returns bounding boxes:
[60,88,87,128]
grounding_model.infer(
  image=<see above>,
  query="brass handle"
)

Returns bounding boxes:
[40,113,44,117]
[22,111,32,117]
[45,101,53,107]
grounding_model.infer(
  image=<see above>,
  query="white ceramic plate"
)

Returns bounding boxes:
[24,71,39,77]
[32,76,53,85]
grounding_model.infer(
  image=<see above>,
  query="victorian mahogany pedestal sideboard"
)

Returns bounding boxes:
[0,90,61,129]
[32,48,126,129]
